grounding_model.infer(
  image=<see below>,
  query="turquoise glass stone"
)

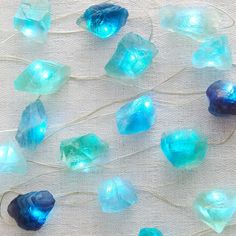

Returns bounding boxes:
[105,32,158,79]
[98,177,138,213]
[14,0,51,42]
[77,3,128,39]
[16,99,47,150]
[14,60,71,94]
[60,134,109,170]
[116,95,156,135]
[194,189,236,233]
[138,228,163,236]
[161,129,208,169]
[192,35,232,70]
[160,5,220,41]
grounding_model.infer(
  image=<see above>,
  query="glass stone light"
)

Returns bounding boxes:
[138,228,163,236]
[161,129,208,169]
[192,35,232,70]
[116,95,156,135]
[14,60,71,94]
[98,177,138,213]
[160,5,220,41]
[14,0,51,42]
[105,32,158,79]
[194,189,236,233]
[77,3,128,39]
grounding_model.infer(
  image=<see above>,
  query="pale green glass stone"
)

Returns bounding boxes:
[14,60,71,95]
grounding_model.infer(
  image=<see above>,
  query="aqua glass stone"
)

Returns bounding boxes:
[138,228,163,236]
[160,5,220,41]
[60,134,109,171]
[14,0,51,42]
[194,189,236,233]
[16,99,47,150]
[105,32,158,79]
[14,60,71,95]
[161,129,208,169]
[98,177,138,213]
[77,3,128,39]
[192,35,232,70]
[116,95,156,135]
[0,143,27,174]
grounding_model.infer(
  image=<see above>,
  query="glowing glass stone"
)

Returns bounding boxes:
[60,133,109,170]
[194,189,236,233]
[105,32,158,79]
[116,95,156,135]
[14,0,51,42]
[161,129,208,169]
[206,80,236,116]
[0,143,27,174]
[98,177,138,213]
[138,228,163,236]
[16,99,47,150]
[160,5,220,41]
[14,60,71,94]
[192,35,232,70]
[77,3,128,39]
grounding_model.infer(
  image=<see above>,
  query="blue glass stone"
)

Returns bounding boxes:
[14,0,51,42]
[192,35,232,70]
[16,99,47,149]
[138,228,163,236]
[206,80,236,116]
[161,129,208,169]
[105,32,158,79]
[116,95,156,135]
[194,189,236,233]
[77,3,128,39]
[7,190,55,231]
[98,177,138,213]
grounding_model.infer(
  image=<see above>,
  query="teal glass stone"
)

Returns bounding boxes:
[160,5,220,41]
[60,134,109,171]
[194,189,236,233]
[138,228,163,236]
[14,0,51,42]
[192,35,232,70]
[161,129,208,169]
[116,95,156,135]
[14,60,71,94]
[16,99,47,150]
[105,32,158,79]
[98,177,138,213]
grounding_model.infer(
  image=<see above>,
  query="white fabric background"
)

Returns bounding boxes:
[0,0,236,235]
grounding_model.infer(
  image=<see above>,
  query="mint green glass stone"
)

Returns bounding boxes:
[194,189,236,233]
[14,0,51,42]
[161,129,208,169]
[60,134,109,170]
[14,60,71,95]
[192,35,232,70]
[138,228,163,236]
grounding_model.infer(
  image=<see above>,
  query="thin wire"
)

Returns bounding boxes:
[0,33,16,46]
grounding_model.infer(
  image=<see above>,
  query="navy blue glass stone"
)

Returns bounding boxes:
[206,80,236,116]
[77,3,129,39]
[7,190,55,231]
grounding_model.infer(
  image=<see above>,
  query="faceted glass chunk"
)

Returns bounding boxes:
[206,80,236,116]
[160,5,220,41]
[60,133,109,170]
[14,0,51,42]
[116,95,156,135]
[16,99,47,149]
[192,35,232,70]
[105,32,158,79]
[14,60,71,94]
[77,3,128,39]
[138,228,163,236]
[161,129,208,169]
[194,189,236,233]
[98,177,138,213]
